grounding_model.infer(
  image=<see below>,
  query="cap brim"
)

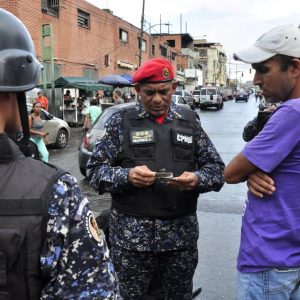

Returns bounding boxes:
[233,45,276,64]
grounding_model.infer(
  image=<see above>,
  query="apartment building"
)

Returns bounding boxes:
[194,39,227,87]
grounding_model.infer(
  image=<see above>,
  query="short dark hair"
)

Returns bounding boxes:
[90,98,98,105]
[275,54,295,71]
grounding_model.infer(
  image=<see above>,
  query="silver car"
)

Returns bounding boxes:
[172,95,191,109]
[79,103,134,176]
[27,103,70,148]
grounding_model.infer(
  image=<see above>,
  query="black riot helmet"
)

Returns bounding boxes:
[0,8,42,92]
[0,9,43,157]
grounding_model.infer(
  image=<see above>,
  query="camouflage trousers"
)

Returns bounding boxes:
[110,244,198,300]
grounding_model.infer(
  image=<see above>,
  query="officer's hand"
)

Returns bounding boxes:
[247,170,275,198]
[128,165,155,187]
[168,171,198,191]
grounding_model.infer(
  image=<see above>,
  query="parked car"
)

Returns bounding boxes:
[27,103,70,148]
[199,87,223,110]
[79,103,135,176]
[191,90,201,107]
[235,90,248,102]
[172,95,191,109]
[174,90,196,110]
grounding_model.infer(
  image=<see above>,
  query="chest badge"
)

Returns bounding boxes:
[130,129,155,144]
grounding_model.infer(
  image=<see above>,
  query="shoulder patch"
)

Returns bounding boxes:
[85,210,102,245]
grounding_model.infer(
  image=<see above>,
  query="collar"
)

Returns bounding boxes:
[135,100,185,122]
[0,134,23,163]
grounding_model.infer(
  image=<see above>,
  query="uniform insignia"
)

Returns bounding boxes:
[176,133,193,144]
[85,210,102,244]
[162,67,170,78]
[130,129,154,144]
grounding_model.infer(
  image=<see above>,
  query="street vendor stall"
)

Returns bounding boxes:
[57,77,112,126]
[40,77,112,126]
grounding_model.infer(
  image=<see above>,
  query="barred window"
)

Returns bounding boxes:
[77,9,90,29]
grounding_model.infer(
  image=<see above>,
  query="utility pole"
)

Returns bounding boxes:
[138,0,145,67]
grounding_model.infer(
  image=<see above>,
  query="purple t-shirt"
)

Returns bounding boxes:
[238,99,300,273]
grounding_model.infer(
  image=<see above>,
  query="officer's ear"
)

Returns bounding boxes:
[134,84,141,93]
[172,81,178,91]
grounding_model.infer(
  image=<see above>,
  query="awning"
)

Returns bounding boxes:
[38,77,113,92]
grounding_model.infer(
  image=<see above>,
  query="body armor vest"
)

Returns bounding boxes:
[0,135,64,300]
[111,107,200,218]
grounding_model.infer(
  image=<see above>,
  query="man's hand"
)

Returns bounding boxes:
[167,171,198,191]
[247,170,275,198]
[128,165,155,187]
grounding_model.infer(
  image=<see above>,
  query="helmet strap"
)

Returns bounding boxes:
[17,92,30,140]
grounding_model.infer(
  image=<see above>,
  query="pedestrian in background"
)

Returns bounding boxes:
[87,57,224,299]
[35,90,48,111]
[29,101,49,162]
[0,8,120,300]
[113,90,124,105]
[83,98,102,132]
[225,24,300,299]
[63,89,73,107]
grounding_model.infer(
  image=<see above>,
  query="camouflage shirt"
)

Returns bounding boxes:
[87,102,224,252]
[40,174,120,299]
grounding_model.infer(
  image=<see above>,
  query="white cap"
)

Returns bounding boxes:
[234,25,300,64]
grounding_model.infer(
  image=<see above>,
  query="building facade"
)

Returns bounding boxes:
[152,33,202,91]
[0,0,176,83]
[194,39,227,87]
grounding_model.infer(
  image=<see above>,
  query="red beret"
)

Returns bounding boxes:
[132,58,175,84]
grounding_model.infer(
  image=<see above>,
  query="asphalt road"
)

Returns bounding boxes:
[48,94,259,300]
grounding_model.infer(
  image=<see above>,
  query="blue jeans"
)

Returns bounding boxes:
[237,269,300,300]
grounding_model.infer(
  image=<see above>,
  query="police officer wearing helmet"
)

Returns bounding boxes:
[0,9,120,300]
[87,57,224,299]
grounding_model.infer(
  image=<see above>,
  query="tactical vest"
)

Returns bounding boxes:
[111,107,200,218]
[0,135,64,300]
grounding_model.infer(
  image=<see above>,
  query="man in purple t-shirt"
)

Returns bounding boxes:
[225,25,300,299]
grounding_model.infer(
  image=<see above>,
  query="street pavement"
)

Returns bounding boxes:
[49,94,260,300]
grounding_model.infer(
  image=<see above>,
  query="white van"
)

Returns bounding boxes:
[199,87,223,110]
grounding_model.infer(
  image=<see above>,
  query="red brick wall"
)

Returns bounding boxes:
[0,0,175,78]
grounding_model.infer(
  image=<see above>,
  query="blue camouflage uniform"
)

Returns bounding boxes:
[87,101,224,299]
[40,173,120,299]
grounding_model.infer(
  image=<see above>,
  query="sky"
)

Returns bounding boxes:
[86,0,300,81]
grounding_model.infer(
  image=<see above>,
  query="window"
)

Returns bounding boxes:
[171,52,176,60]
[41,0,59,17]
[198,49,207,57]
[160,45,167,57]
[167,40,175,47]
[119,29,128,43]
[152,45,155,55]
[104,54,111,67]
[77,9,90,29]
[138,38,146,51]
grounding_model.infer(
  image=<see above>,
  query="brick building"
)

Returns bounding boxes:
[152,33,202,91]
[0,0,176,82]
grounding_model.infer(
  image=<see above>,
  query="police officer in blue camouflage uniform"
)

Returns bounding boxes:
[0,9,119,300]
[87,58,224,299]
